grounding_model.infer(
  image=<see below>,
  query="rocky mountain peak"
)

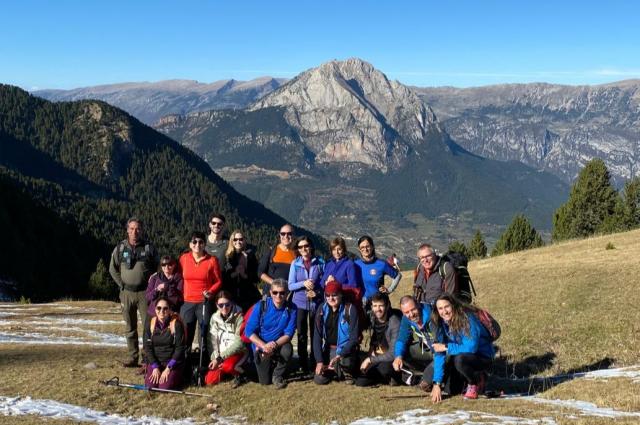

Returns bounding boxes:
[249,58,439,171]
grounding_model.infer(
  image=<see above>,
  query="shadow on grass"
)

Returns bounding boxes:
[489,353,616,395]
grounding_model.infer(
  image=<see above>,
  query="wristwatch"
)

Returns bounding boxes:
[433,381,442,387]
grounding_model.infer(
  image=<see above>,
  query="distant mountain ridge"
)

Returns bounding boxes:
[414,81,640,184]
[34,77,287,124]
[156,59,568,258]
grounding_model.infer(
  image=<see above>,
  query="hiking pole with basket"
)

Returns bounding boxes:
[100,376,213,398]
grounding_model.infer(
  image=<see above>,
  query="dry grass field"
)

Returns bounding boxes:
[1,229,640,424]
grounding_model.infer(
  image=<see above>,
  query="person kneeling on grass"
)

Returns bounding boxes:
[425,294,495,402]
[243,279,297,389]
[144,296,187,390]
[392,296,434,385]
[312,281,359,385]
[356,292,402,386]
[206,291,248,388]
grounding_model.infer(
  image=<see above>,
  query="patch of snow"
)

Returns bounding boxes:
[583,366,640,380]
[43,317,122,325]
[519,397,640,419]
[0,395,202,424]
[347,409,556,424]
[0,331,126,347]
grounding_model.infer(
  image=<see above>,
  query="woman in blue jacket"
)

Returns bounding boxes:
[425,294,495,402]
[288,236,324,374]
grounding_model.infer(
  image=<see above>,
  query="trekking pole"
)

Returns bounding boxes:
[99,377,214,398]
[198,296,207,387]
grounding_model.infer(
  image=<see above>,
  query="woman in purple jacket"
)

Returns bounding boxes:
[288,236,324,374]
[145,255,184,317]
[321,237,361,306]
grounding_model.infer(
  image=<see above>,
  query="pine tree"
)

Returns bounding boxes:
[88,259,116,300]
[492,214,544,256]
[468,230,488,259]
[621,176,640,229]
[447,241,469,257]
[552,159,618,241]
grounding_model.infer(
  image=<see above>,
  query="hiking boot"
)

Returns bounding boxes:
[120,358,139,368]
[463,384,479,400]
[418,380,432,392]
[273,377,287,390]
[231,376,244,389]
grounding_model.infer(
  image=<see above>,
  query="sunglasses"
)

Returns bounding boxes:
[217,302,231,308]
[233,238,244,242]
[280,232,293,237]
[161,263,175,267]
[271,291,287,296]
[325,293,340,298]
[210,221,224,227]
[297,244,310,249]
[156,306,169,312]
[191,239,205,245]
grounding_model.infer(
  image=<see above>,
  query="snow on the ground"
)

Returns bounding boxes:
[523,397,640,419]
[348,409,556,424]
[0,331,125,347]
[0,396,201,425]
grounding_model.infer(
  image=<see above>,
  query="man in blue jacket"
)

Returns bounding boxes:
[244,279,297,389]
[313,281,359,385]
[392,296,434,387]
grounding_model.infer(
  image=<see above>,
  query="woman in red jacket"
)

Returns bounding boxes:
[179,231,222,351]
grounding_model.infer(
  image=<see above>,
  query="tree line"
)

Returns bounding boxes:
[448,158,640,259]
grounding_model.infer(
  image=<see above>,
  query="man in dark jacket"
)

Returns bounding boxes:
[356,292,401,386]
[258,224,296,293]
[109,217,158,367]
[313,281,359,385]
[413,244,457,305]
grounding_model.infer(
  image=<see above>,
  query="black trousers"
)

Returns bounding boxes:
[355,360,400,387]
[296,307,316,370]
[180,301,213,351]
[422,354,491,394]
[254,342,293,385]
[313,347,358,385]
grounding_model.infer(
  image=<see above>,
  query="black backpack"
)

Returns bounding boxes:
[438,252,476,304]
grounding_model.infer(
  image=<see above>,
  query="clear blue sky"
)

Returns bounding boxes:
[2,0,639,90]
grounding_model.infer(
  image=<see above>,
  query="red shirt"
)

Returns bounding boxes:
[179,252,222,303]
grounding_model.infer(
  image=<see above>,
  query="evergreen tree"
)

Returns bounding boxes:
[552,159,618,241]
[447,240,469,257]
[88,259,115,300]
[468,230,488,259]
[621,176,640,229]
[492,214,544,256]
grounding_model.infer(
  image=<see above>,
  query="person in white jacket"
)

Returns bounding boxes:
[205,291,247,387]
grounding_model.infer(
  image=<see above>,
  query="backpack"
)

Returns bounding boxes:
[149,313,187,344]
[474,308,501,341]
[438,252,477,304]
[115,240,152,270]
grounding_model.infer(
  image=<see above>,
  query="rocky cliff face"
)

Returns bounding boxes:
[415,81,640,184]
[34,77,286,125]
[250,58,439,172]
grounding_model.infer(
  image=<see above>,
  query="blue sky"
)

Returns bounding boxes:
[2,0,639,89]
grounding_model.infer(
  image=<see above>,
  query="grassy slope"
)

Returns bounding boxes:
[1,230,640,424]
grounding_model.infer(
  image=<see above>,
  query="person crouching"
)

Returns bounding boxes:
[243,279,297,389]
[313,281,359,385]
[143,296,187,390]
[205,291,248,388]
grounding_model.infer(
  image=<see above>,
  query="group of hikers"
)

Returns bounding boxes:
[109,214,497,403]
